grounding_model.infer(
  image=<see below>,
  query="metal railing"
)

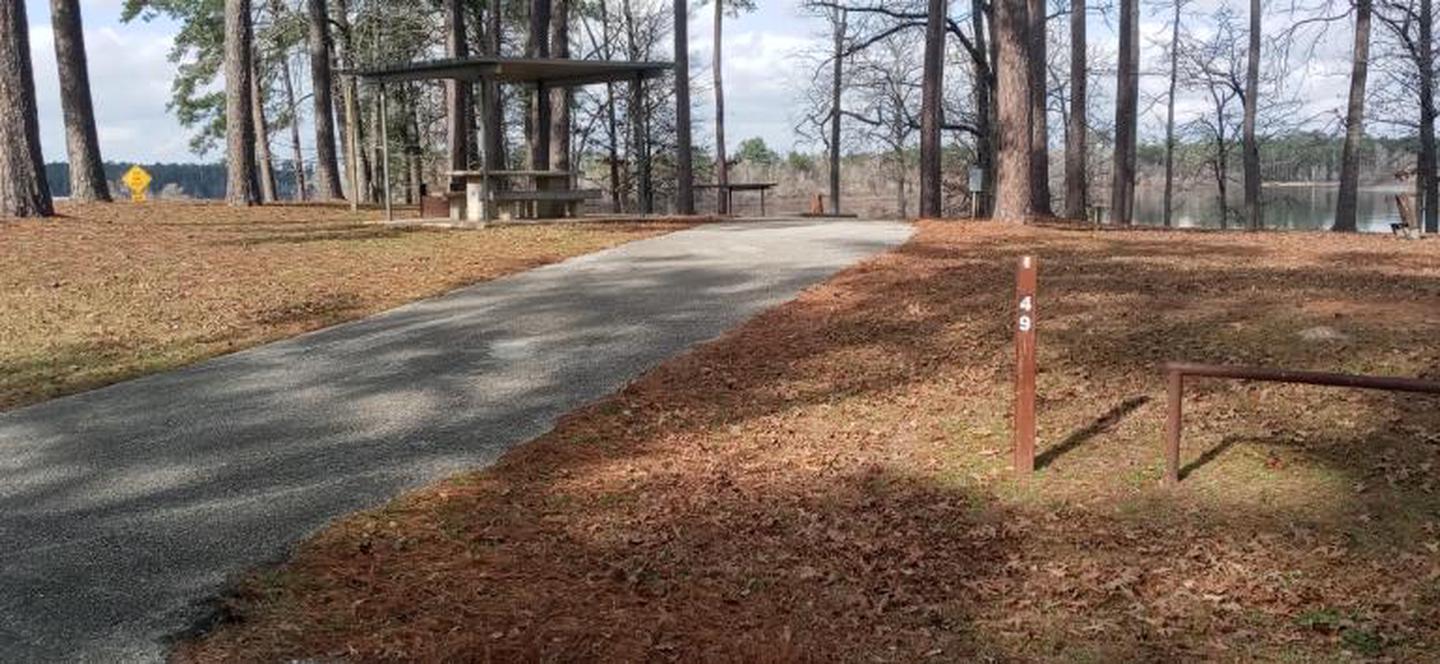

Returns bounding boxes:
[1163,362,1440,486]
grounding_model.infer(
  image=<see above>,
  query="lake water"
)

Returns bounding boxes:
[1128,185,1408,233]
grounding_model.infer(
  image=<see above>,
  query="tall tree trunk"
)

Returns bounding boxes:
[1110,0,1137,224]
[994,0,1032,219]
[972,0,993,216]
[444,0,473,172]
[829,8,845,215]
[224,0,258,207]
[50,0,109,203]
[624,0,651,212]
[600,0,622,211]
[715,0,730,214]
[252,60,278,203]
[1027,0,1051,215]
[1063,0,1086,218]
[918,0,946,218]
[481,0,506,171]
[1161,0,1180,227]
[528,0,552,170]
[307,0,344,200]
[1420,0,1438,233]
[1335,0,1370,232]
[673,0,694,214]
[0,0,51,217]
[278,49,308,201]
[550,0,572,172]
[332,0,368,202]
[1241,0,1262,230]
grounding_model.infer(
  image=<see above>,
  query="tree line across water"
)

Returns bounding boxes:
[0,0,1436,234]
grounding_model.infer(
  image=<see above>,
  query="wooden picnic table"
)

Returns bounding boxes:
[445,170,599,222]
[696,182,779,217]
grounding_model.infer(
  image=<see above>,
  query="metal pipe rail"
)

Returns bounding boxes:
[1163,362,1440,486]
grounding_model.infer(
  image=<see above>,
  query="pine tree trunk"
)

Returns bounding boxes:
[1420,0,1438,233]
[0,0,51,217]
[994,0,1032,220]
[1027,0,1051,216]
[278,49,308,201]
[1109,0,1137,224]
[829,9,845,215]
[1335,0,1370,232]
[528,0,551,171]
[307,0,344,200]
[224,0,258,207]
[600,0,622,211]
[1161,0,1180,227]
[1242,0,1262,230]
[444,0,473,172]
[624,0,651,212]
[50,0,109,203]
[673,0,694,214]
[715,0,729,214]
[482,0,506,172]
[972,0,993,216]
[332,0,368,202]
[1063,0,1086,218]
[550,0,571,172]
[252,60,278,203]
[918,0,946,218]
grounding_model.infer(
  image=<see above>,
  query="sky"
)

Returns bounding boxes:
[23,0,1357,166]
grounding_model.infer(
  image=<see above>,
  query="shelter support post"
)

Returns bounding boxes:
[380,84,393,222]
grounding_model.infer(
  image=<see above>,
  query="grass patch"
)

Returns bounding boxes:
[182,221,1440,661]
[0,201,692,411]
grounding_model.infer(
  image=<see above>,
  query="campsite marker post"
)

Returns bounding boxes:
[1014,256,1037,474]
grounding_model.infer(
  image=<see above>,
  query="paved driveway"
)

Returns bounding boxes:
[0,219,912,661]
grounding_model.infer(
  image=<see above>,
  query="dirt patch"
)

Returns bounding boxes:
[0,202,692,411]
[181,222,1440,662]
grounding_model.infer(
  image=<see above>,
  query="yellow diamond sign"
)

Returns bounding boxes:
[122,165,152,202]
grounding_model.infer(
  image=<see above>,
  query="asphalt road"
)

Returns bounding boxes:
[0,219,912,662]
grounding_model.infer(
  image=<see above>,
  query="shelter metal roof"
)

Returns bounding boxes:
[342,56,672,86]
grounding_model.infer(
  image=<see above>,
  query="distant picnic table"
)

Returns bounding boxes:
[445,170,600,222]
[696,182,779,217]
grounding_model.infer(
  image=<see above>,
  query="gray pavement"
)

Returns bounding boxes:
[0,219,912,662]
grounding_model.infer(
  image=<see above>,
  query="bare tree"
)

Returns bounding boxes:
[1111,0,1138,224]
[50,0,111,203]
[994,0,1032,218]
[0,0,51,218]
[1335,0,1372,231]
[1160,0,1187,226]
[1064,0,1086,218]
[225,0,259,206]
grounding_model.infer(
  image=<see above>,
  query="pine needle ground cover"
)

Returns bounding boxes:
[184,221,1440,661]
[0,202,691,411]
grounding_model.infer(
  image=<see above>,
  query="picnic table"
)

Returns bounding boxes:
[446,170,601,222]
[696,182,779,216]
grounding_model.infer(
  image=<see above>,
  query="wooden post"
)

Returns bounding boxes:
[1164,369,1183,486]
[1014,255,1038,473]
